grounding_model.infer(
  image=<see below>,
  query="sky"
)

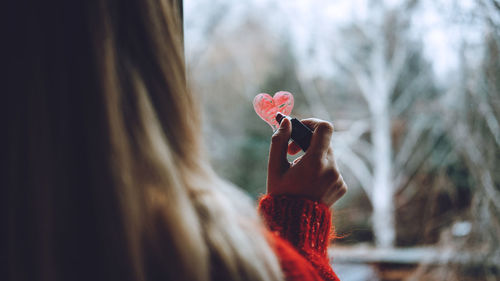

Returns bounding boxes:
[184,0,485,81]
[413,0,484,79]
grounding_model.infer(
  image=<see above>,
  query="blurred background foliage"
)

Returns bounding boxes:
[185,0,500,279]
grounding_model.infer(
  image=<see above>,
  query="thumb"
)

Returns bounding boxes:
[268,117,291,178]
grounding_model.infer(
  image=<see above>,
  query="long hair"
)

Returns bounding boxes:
[3,0,283,280]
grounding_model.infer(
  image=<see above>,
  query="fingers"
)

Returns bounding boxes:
[299,118,326,130]
[301,119,334,155]
[291,155,303,166]
[268,118,291,177]
[321,171,348,206]
[328,179,348,205]
[287,141,302,155]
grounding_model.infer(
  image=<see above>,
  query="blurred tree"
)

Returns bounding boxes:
[447,22,500,274]
[185,2,498,265]
[185,4,282,195]
[287,0,479,249]
[297,0,433,248]
[410,2,500,278]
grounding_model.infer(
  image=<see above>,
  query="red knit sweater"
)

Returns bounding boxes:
[258,195,340,281]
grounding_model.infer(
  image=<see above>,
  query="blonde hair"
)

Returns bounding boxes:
[4,0,283,280]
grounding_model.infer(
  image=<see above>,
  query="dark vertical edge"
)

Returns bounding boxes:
[174,0,186,80]
[176,0,184,48]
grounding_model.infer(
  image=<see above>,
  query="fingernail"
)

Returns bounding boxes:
[276,112,284,124]
[279,117,289,130]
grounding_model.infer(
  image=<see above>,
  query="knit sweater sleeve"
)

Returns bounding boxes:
[259,195,340,281]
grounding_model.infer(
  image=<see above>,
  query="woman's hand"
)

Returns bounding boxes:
[267,117,347,207]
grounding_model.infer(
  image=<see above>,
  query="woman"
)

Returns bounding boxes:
[3,0,347,280]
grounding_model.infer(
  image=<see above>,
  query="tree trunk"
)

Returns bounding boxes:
[371,101,396,248]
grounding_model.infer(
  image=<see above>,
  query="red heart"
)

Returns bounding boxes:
[253,91,294,130]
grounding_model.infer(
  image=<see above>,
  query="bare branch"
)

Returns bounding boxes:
[392,70,428,116]
[470,83,500,147]
[452,123,500,211]
[331,52,373,103]
[336,145,374,199]
[386,44,408,93]
[480,0,500,27]
[296,74,333,121]
[394,115,433,173]
[394,126,446,191]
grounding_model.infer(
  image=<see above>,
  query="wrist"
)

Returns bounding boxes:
[258,194,334,255]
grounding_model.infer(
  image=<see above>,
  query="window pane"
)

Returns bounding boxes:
[185,1,500,279]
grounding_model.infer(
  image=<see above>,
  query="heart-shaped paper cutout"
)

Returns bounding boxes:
[253,91,294,130]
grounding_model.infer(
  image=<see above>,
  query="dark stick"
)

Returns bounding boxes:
[276,113,313,151]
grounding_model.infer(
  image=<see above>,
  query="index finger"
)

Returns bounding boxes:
[300,118,334,155]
